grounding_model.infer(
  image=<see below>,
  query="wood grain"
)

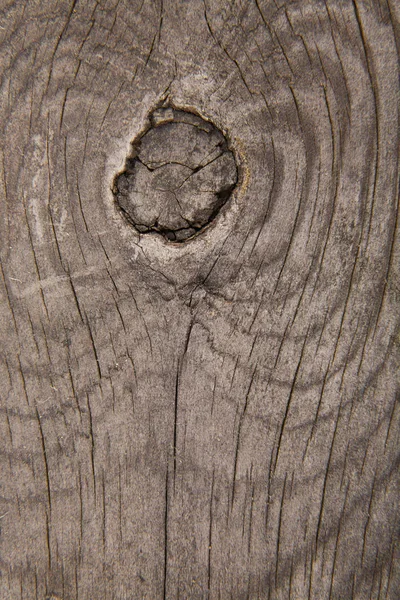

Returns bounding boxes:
[0,0,398,598]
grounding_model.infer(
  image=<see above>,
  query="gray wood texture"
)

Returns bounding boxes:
[0,0,399,598]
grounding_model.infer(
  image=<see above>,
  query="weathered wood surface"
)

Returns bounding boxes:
[0,0,399,598]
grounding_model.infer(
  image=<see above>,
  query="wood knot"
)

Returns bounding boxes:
[113,107,238,242]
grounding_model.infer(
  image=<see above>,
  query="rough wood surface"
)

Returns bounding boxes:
[0,0,399,598]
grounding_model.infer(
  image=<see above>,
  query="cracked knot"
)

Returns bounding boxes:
[113,106,238,242]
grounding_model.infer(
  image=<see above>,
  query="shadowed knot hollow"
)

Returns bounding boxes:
[113,106,238,242]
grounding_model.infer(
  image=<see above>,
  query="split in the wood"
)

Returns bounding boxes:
[113,107,238,242]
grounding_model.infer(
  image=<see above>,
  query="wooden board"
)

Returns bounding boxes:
[0,0,399,598]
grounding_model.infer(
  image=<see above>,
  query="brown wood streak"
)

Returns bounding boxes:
[0,0,398,598]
